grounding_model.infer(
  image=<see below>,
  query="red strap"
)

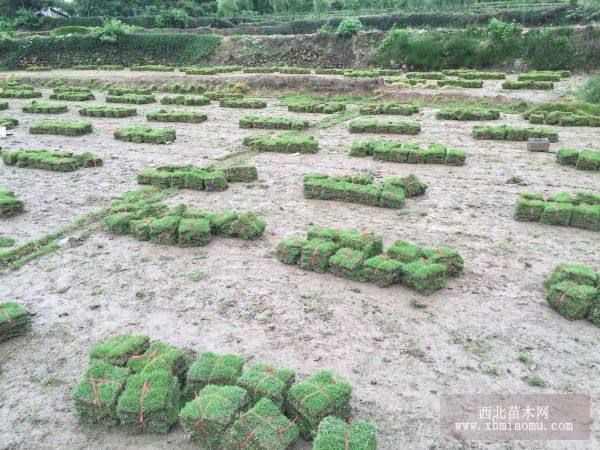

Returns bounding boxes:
[138,381,150,424]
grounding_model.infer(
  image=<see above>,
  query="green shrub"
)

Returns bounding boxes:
[80,106,137,118]
[51,26,92,36]
[336,18,362,38]
[155,9,189,29]
[29,120,92,136]
[114,126,175,144]
[147,109,208,124]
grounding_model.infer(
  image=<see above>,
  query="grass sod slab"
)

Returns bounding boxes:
[338,230,383,258]
[298,239,339,273]
[286,370,352,439]
[106,94,156,105]
[149,216,181,245]
[205,91,243,101]
[80,106,137,118]
[276,237,304,265]
[437,78,484,88]
[576,151,600,171]
[359,102,419,116]
[244,134,319,154]
[517,71,565,82]
[423,246,464,276]
[436,107,500,121]
[184,352,245,398]
[384,174,428,197]
[442,69,506,79]
[540,202,574,227]
[147,109,208,124]
[72,360,130,427]
[367,141,467,166]
[0,301,29,343]
[0,101,7,110]
[125,340,191,382]
[22,101,68,114]
[313,416,377,450]
[349,120,421,135]
[0,235,16,247]
[0,190,24,218]
[116,370,180,434]
[514,197,546,222]
[576,191,600,205]
[220,98,267,109]
[570,204,600,232]
[556,148,581,166]
[0,88,42,98]
[2,150,102,172]
[178,218,211,246]
[108,87,153,96]
[546,281,598,320]
[0,116,18,129]
[89,334,150,366]
[114,126,176,144]
[472,125,558,142]
[29,120,92,136]
[546,263,598,288]
[240,115,310,131]
[502,80,554,90]
[402,260,448,295]
[179,385,250,449]
[222,164,258,183]
[131,64,175,72]
[387,240,423,263]
[328,247,369,282]
[229,212,266,240]
[406,71,445,80]
[160,95,210,106]
[49,91,95,101]
[363,255,404,287]
[287,101,346,114]
[224,398,299,449]
[236,363,296,407]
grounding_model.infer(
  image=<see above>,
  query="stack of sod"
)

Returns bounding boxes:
[472,125,558,142]
[243,67,277,73]
[349,120,421,135]
[106,94,156,104]
[205,91,243,100]
[406,71,445,80]
[287,101,346,114]
[220,98,267,109]
[160,95,210,106]
[51,85,92,93]
[72,360,130,427]
[184,352,245,397]
[80,106,137,118]
[313,416,377,450]
[179,385,250,448]
[546,263,599,322]
[0,116,18,129]
[156,83,207,94]
[556,148,600,171]
[517,71,566,82]
[0,101,7,110]
[125,340,191,383]
[244,133,319,154]
[344,70,380,78]
[286,370,352,439]
[114,126,175,144]
[239,115,310,130]
[276,66,311,74]
[0,190,24,218]
[352,140,467,166]
[359,102,419,116]
[116,370,180,434]
[502,80,553,90]
[522,102,599,127]
[224,398,300,448]
[89,333,150,366]
[442,69,506,79]
[437,78,484,88]
[315,68,346,75]
[22,101,68,114]
[0,88,42,98]
[276,237,304,265]
[0,301,29,342]
[49,91,95,101]
[384,174,428,197]
[236,363,296,408]
[147,109,208,124]
[108,87,153,96]
[130,64,174,72]
[1,150,102,172]
[436,107,500,121]
[29,120,92,136]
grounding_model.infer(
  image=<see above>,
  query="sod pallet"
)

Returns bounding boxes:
[502,80,553,90]
[160,95,210,106]
[288,101,346,114]
[220,98,267,109]
[147,109,208,124]
[437,78,484,88]
[313,416,377,450]
[240,115,310,131]
[244,133,319,154]
[351,140,467,166]
[349,120,421,135]
[2,149,102,171]
[436,107,499,121]
[546,281,597,320]
[114,126,175,144]
[359,102,419,116]
[0,116,18,129]
[472,125,558,142]
[49,91,95,101]
[0,301,29,343]
[29,120,92,136]
[184,352,245,398]
[0,88,42,98]
[556,148,600,171]
[286,370,352,439]
[106,94,156,104]
[89,333,150,366]
[0,190,24,218]
[116,370,180,434]
[72,360,130,427]
[80,106,137,118]
[236,363,295,408]
[179,385,249,449]
[22,101,68,114]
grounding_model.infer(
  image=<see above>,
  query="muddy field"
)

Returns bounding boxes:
[0,74,599,449]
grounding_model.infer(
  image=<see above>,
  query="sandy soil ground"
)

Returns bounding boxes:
[0,77,599,449]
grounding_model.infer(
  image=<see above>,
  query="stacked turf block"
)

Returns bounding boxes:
[349,120,421,135]
[125,340,191,383]
[131,64,174,72]
[514,192,600,231]
[114,126,176,144]
[0,101,7,110]
[184,352,246,397]
[0,88,42,98]
[517,71,569,82]
[523,102,599,128]
[80,106,137,118]
[2,150,102,172]
[106,94,156,104]
[502,80,553,90]
[0,301,29,342]
[147,109,208,123]
[29,120,92,136]
[351,140,467,166]
[205,91,243,100]
[359,102,419,116]
[220,98,267,109]
[49,90,95,101]
[437,78,484,88]
[244,133,319,154]
[436,107,500,121]
[108,87,153,96]
[442,69,506,79]
[240,115,310,130]
[287,101,346,114]
[0,116,18,129]
[160,95,210,106]
[303,172,427,209]
[236,363,296,408]
[472,125,558,142]
[545,263,599,324]
[313,416,378,450]
[0,190,24,218]
[22,101,68,114]
[556,148,600,171]
[406,71,445,80]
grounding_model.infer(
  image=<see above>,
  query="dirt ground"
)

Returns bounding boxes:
[0,73,599,450]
